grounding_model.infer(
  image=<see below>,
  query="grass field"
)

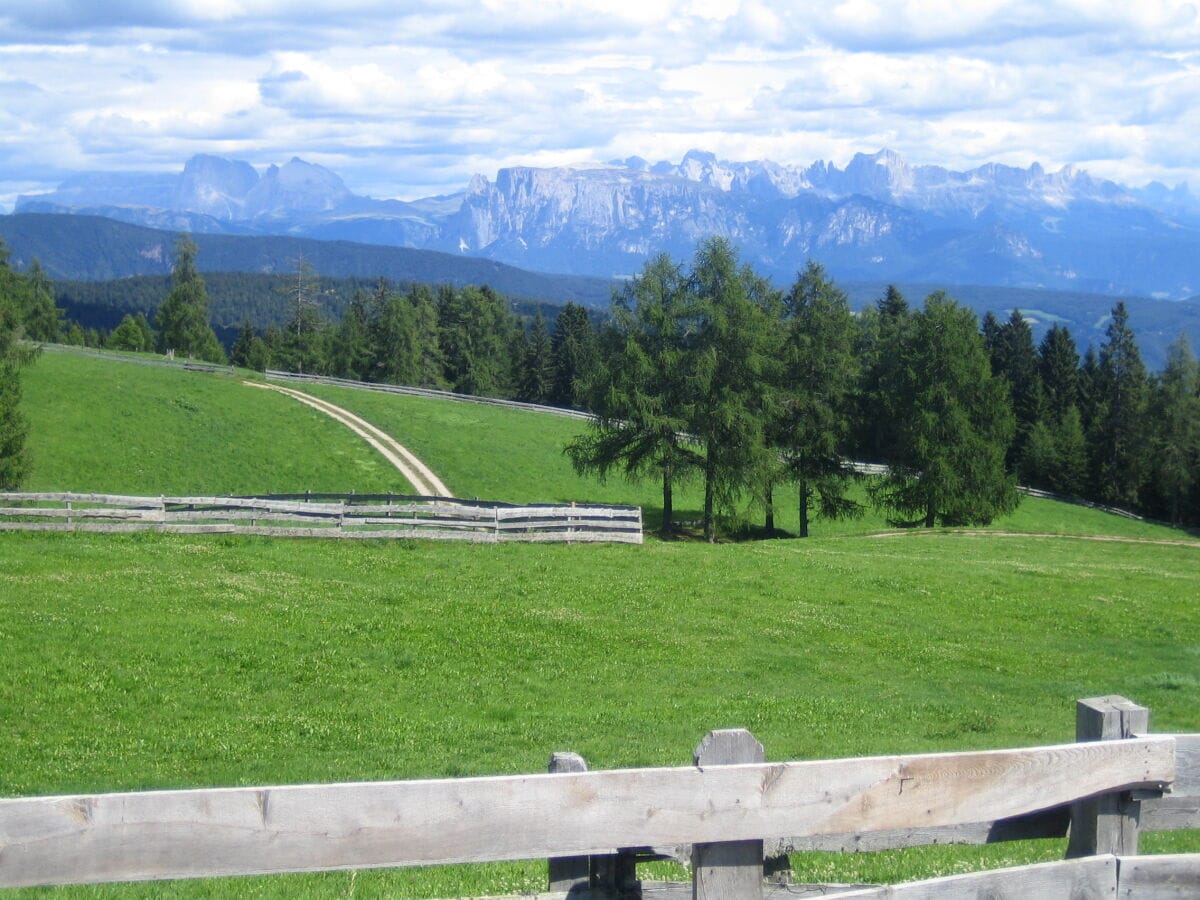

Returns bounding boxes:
[20,351,411,496]
[3,348,1198,896]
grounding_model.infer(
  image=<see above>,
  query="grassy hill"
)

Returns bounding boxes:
[3,348,1198,897]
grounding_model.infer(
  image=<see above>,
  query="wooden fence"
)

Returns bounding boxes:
[0,492,643,544]
[0,696,1195,896]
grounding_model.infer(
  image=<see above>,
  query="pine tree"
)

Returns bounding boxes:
[20,259,62,342]
[519,310,554,403]
[1147,335,1200,524]
[109,313,152,351]
[438,285,517,397]
[687,237,777,541]
[774,261,862,537]
[1088,302,1149,507]
[368,280,419,385]
[869,292,1017,527]
[990,309,1044,470]
[327,292,371,380]
[0,244,29,488]
[550,303,600,408]
[856,285,912,462]
[156,236,224,362]
[230,320,268,372]
[565,253,701,536]
[1038,325,1080,422]
[275,257,325,373]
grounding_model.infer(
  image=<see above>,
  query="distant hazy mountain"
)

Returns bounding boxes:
[5,211,1200,370]
[0,213,614,308]
[15,149,1200,298]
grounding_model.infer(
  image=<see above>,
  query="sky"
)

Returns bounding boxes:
[1,0,1199,210]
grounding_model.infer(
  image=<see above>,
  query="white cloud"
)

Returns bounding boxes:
[1,0,1199,208]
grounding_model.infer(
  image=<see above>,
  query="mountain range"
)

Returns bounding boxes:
[16,150,1200,299]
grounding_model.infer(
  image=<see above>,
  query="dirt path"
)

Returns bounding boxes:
[870,529,1200,548]
[244,381,452,497]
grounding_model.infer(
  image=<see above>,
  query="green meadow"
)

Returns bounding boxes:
[2,348,1197,897]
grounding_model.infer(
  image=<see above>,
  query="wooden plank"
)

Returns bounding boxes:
[830,856,1116,898]
[1141,797,1200,831]
[0,738,1173,887]
[783,806,1070,852]
[1117,853,1200,898]
[164,498,346,515]
[693,730,766,900]
[546,753,591,892]
[1069,696,1150,857]
[0,492,162,506]
[0,507,162,521]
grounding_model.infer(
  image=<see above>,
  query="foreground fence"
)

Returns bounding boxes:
[0,492,643,544]
[0,696,1195,895]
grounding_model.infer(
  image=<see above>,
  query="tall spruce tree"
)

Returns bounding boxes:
[774,261,862,537]
[869,292,1017,526]
[156,236,224,362]
[687,237,777,541]
[21,259,61,342]
[1088,302,1149,507]
[0,241,30,488]
[328,292,372,380]
[519,310,554,403]
[565,254,700,536]
[990,309,1044,471]
[856,285,912,462]
[550,303,599,408]
[1027,324,1086,495]
[1147,335,1200,524]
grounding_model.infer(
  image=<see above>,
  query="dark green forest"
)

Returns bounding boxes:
[3,233,1199,533]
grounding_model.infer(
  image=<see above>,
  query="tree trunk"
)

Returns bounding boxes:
[704,449,716,543]
[924,499,936,528]
[764,481,775,533]
[798,479,809,538]
[661,459,674,537]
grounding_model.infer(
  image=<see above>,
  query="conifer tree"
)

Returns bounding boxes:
[687,237,777,541]
[1147,335,1200,524]
[856,285,912,462]
[869,292,1017,526]
[156,236,224,362]
[774,261,862,537]
[566,253,700,536]
[550,303,599,408]
[0,242,29,488]
[109,313,153,352]
[519,310,554,403]
[21,259,62,342]
[1088,302,1149,507]
[990,309,1044,470]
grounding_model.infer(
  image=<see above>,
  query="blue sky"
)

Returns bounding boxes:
[1,0,1198,209]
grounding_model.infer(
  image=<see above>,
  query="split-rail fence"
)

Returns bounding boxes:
[0,492,643,544]
[0,696,1195,896]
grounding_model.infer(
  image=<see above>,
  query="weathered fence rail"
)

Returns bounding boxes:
[0,697,1195,896]
[0,492,643,544]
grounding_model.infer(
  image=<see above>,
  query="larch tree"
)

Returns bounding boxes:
[1088,301,1149,507]
[774,260,862,537]
[565,253,700,536]
[155,236,224,362]
[869,292,1017,527]
[687,236,777,541]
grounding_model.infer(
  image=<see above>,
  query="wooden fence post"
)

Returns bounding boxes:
[547,752,591,892]
[1067,695,1149,857]
[692,729,766,900]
